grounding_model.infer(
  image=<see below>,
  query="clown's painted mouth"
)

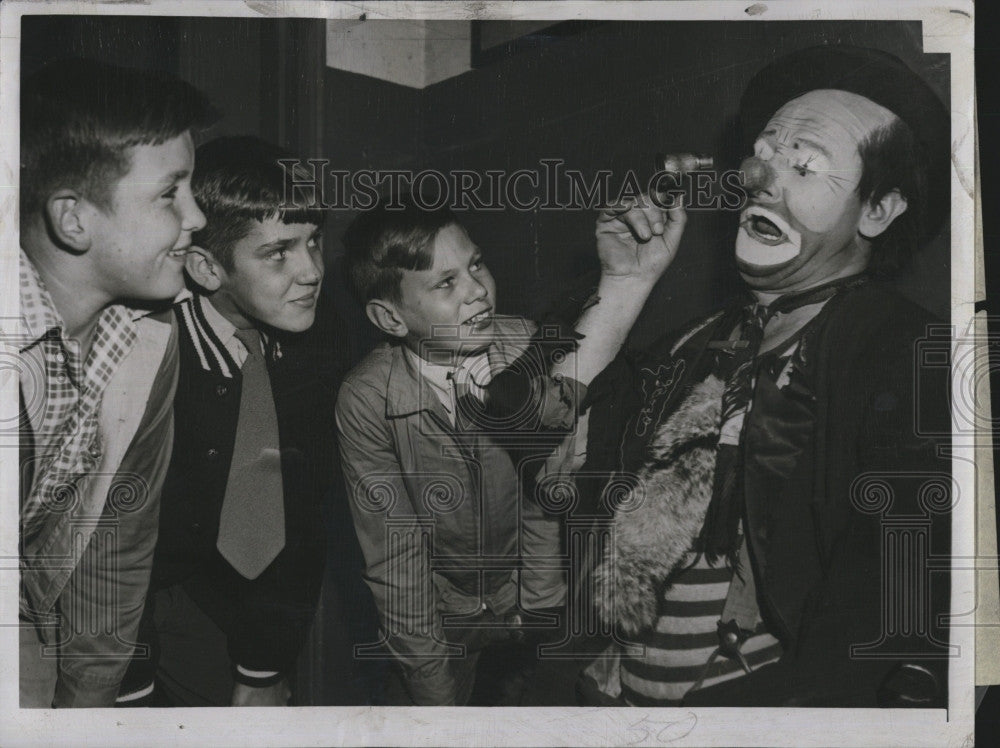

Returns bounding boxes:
[735,206,802,269]
[740,207,795,246]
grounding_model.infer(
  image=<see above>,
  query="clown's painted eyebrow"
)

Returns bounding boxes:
[761,128,833,160]
[791,137,833,160]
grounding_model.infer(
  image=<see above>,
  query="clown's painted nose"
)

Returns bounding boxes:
[739,155,777,198]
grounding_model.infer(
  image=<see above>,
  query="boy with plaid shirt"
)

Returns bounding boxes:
[18,57,213,707]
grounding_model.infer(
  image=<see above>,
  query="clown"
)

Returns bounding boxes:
[576,45,952,708]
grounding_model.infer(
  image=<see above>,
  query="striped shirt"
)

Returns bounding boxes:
[619,551,783,706]
[585,300,832,706]
[616,342,790,706]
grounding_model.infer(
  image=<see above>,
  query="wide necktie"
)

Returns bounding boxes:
[721,273,870,426]
[217,328,286,580]
[719,304,769,424]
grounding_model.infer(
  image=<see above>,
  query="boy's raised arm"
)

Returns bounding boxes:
[553,195,686,388]
[486,194,686,438]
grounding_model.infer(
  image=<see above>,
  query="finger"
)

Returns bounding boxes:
[596,205,651,241]
[662,199,688,244]
[616,194,668,237]
[596,198,639,221]
[599,195,666,240]
[618,207,663,242]
[636,199,669,236]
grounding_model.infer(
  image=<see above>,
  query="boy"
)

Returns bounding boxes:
[336,194,684,705]
[117,136,335,707]
[18,57,213,707]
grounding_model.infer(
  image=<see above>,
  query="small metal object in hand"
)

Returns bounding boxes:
[657,152,714,173]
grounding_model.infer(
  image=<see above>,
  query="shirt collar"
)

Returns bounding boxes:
[403,347,492,392]
[19,249,67,350]
[386,316,528,418]
[20,249,166,350]
[197,291,240,351]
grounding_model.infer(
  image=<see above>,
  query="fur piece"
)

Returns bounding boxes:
[594,375,724,635]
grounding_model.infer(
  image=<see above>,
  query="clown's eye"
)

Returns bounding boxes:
[792,155,817,176]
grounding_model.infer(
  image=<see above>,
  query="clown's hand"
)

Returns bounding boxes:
[595,191,686,287]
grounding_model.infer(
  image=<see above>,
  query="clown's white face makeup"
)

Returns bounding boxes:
[736,89,899,294]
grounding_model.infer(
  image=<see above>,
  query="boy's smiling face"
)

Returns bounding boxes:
[207,217,324,332]
[391,222,497,358]
[87,131,206,301]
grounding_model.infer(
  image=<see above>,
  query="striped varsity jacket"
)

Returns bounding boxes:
[124,293,337,694]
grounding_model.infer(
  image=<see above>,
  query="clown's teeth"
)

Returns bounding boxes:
[740,206,795,242]
[466,311,490,325]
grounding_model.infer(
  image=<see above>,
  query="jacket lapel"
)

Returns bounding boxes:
[175,295,239,378]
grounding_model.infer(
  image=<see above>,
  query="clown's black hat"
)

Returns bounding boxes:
[739,44,950,240]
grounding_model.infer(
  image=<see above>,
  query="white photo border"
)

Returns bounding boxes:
[0,2,976,746]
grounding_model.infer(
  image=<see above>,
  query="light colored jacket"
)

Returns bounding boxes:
[336,316,577,704]
[20,310,178,707]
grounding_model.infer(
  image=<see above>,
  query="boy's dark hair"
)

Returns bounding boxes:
[856,117,928,279]
[343,195,458,303]
[191,136,327,270]
[20,57,216,220]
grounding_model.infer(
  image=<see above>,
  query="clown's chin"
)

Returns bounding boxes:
[735,224,801,274]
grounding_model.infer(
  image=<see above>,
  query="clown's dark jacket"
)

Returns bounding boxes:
[580,281,952,708]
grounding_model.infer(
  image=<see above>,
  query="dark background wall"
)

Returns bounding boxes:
[22,16,950,350]
[322,20,949,354]
[21,16,324,169]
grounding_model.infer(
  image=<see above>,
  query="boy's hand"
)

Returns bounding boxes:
[231,678,291,707]
[595,192,686,285]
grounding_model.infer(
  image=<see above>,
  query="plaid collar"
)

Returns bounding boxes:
[20,249,84,386]
[18,250,147,547]
[20,248,153,348]
[20,249,68,348]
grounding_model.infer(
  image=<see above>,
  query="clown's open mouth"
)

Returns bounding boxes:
[750,215,783,240]
[735,206,802,268]
[740,207,795,246]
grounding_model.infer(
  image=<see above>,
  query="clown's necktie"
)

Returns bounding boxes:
[719,303,770,424]
[701,274,870,559]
